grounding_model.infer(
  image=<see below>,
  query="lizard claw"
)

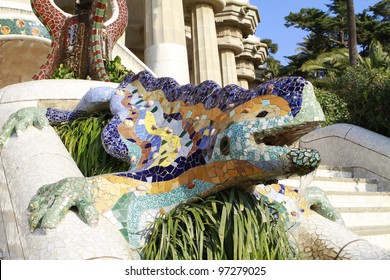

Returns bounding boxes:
[28,177,98,232]
[0,107,48,149]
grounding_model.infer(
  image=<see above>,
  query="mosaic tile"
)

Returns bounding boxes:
[2,64,388,258]
[16,69,326,247]
[0,18,50,39]
[29,0,128,81]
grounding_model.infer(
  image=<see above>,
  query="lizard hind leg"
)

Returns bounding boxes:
[302,186,344,225]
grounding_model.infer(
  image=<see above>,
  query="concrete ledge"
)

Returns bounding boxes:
[300,124,390,191]
[0,1,33,14]
[0,80,134,259]
[0,79,118,104]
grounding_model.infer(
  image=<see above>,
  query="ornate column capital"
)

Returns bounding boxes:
[215,0,260,37]
[216,25,243,54]
[183,0,226,14]
[237,35,268,67]
[236,35,268,83]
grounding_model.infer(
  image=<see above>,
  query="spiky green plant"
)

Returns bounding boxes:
[55,112,128,176]
[142,188,299,260]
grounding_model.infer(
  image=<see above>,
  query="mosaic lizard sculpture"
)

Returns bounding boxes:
[31,0,128,81]
[1,71,389,259]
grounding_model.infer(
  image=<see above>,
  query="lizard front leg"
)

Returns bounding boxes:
[28,177,99,230]
[27,175,133,231]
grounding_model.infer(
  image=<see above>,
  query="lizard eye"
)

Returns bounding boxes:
[220,136,230,156]
[256,111,269,118]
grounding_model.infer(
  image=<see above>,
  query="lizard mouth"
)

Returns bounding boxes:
[252,123,322,176]
[253,122,322,147]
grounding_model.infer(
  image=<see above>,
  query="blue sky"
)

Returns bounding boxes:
[251,0,380,65]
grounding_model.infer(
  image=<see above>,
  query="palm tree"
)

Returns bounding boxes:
[359,39,390,69]
[300,48,349,76]
[300,39,389,75]
[346,0,358,66]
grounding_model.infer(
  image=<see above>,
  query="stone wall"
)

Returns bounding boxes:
[300,124,390,192]
[0,80,135,259]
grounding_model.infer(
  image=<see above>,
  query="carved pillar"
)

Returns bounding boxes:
[144,0,190,84]
[215,0,260,86]
[236,35,268,89]
[184,0,226,85]
[219,48,239,85]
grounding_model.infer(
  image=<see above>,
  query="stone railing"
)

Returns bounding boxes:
[112,41,156,77]
[0,80,135,259]
[300,123,390,192]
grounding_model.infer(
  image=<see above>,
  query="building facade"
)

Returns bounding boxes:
[0,0,268,88]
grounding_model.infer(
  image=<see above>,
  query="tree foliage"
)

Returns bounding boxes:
[358,0,390,55]
[283,0,389,77]
[300,40,389,76]
[330,67,390,137]
[258,39,282,81]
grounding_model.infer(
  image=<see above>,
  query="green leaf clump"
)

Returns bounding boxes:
[331,66,390,137]
[51,56,133,82]
[315,87,350,126]
[52,64,76,79]
[106,56,133,83]
[142,188,299,260]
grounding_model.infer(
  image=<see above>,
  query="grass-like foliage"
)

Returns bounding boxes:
[142,188,299,260]
[55,112,128,177]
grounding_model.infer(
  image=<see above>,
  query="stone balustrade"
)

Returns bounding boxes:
[0,80,135,259]
[300,123,390,192]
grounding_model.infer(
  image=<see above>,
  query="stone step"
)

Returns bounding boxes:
[326,191,390,208]
[279,165,390,249]
[337,207,390,227]
[315,165,353,178]
[347,225,390,250]
[280,177,378,192]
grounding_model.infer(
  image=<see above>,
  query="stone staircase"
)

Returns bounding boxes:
[280,166,390,250]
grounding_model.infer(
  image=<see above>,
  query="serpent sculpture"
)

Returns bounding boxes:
[31,0,128,81]
[1,71,389,259]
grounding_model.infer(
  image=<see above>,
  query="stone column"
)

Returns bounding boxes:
[184,0,226,85]
[236,35,268,89]
[219,47,240,85]
[145,0,190,84]
[215,0,260,86]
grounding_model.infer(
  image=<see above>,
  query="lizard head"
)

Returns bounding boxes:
[111,72,325,189]
[209,77,325,184]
